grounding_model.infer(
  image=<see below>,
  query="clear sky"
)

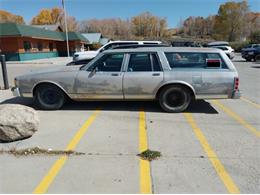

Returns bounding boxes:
[0,0,259,28]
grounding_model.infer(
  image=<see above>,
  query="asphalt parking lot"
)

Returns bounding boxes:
[0,54,259,193]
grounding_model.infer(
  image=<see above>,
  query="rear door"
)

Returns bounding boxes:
[123,52,164,99]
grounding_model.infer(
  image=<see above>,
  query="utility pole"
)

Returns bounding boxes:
[62,0,70,57]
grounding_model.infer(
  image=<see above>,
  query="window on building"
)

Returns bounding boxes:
[37,42,43,51]
[23,41,31,52]
[49,43,54,51]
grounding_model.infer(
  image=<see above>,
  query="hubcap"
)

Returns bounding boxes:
[165,90,185,108]
[40,89,59,105]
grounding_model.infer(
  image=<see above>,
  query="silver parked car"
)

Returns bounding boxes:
[12,47,240,112]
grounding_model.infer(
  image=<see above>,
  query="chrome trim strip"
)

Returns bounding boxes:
[196,94,229,99]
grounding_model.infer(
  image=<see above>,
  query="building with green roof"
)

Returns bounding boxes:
[0,23,88,61]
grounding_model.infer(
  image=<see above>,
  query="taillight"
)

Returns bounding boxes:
[234,77,239,90]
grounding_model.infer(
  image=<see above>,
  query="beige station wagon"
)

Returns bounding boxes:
[12,47,240,112]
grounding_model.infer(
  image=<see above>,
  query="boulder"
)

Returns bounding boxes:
[0,104,39,142]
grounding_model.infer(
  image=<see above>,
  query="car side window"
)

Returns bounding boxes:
[88,54,124,72]
[165,52,228,69]
[151,53,162,71]
[206,53,228,69]
[165,52,206,68]
[128,53,152,72]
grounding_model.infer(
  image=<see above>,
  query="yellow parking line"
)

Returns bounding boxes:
[212,100,260,138]
[184,113,240,194]
[33,110,100,194]
[139,111,152,194]
[240,97,260,109]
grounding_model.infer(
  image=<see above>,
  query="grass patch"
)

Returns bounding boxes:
[137,149,161,161]
[0,147,85,156]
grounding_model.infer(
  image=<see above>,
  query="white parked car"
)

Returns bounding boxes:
[212,46,235,59]
[73,40,162,61]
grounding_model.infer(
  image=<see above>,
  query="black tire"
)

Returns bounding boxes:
[245,58,251,62]
[34,84,66,110]
[254,54,260,62]
[159,86,191,113]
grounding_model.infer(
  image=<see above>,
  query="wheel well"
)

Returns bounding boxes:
[156,84,195,100]
[32,82,69,99]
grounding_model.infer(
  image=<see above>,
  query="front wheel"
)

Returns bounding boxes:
[34,84,66,110]
[159,86,191,113]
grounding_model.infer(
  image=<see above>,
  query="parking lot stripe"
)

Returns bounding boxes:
[139,111,152,194]
[184,113,240,194]
[240,97,260,109]
[33,110,100,194]
[212,100,260,138]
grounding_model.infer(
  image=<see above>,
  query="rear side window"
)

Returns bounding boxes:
[128,53,162,72]
[128,53,152,71]
[151,53,162,71]
[165,52,228,69]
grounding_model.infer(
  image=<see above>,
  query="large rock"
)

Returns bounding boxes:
[0,104,39,142]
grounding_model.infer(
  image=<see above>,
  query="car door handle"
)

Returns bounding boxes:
[111,73,119,76]
[152,73,160,76]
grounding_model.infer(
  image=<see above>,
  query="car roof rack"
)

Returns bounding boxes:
[111,44,170,50]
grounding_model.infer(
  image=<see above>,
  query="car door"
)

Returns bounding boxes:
[123,53,164,99]
[75,53,124,99]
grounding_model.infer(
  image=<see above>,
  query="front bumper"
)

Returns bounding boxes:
[11,87,21,97]
[232,90,241,99]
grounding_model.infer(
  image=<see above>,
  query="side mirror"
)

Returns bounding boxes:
[206,59,221,68]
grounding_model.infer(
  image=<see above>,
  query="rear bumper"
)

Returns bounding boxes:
[229,52,235,59]
[231,90,241,99]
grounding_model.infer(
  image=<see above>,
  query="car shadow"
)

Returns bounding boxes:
[251,65,260,68]
[0,97,218,114]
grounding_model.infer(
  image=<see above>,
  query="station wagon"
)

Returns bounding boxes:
[12,47,240,112]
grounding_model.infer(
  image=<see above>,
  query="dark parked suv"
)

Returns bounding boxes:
[241,44,260,61]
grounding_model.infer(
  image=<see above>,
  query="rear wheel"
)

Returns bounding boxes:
[159,86,191,113]
[34,84,65,110]
[254,54,260,62]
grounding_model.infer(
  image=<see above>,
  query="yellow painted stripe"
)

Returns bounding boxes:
[33,110,100,194]
[212,100,260,138]
[139,111,152,194]
[241,97,260,109]
[184,113,240,194]
[139,111,148,152]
